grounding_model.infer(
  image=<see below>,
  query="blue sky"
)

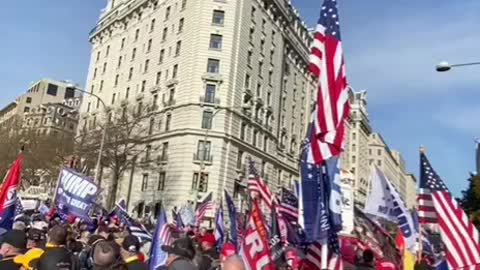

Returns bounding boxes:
[2,1,479,196]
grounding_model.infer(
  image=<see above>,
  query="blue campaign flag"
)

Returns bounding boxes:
[435,260,448,270]
[149,206,172,270]
[55,168,99,219]
[224,190,238,248]
[324,157,343,232]
[214,201,225,249]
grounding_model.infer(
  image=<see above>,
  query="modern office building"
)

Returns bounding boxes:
[81,0,316,216]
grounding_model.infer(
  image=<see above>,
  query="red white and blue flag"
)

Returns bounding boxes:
[307,0,350,165]
[149,206,173,269]
[195,192,215,227]
[0,156,22,230]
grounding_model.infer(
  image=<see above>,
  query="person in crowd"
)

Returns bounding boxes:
[35,225,78,270]
[0,230,28,270]
[91,241,122,270]
[197,233,219,270]
[120,235,147,270]
[12,221,27,232]
[161,237,197,270]
[355,249,376,270]
[221,255,245,270]
[14,248,44,270]
[26,228,46,250]
[77,234,107,270]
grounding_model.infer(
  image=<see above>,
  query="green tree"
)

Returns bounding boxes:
[460,175,480,228]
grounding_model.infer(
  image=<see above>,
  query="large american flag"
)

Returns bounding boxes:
[307,0,350,165]
[195,192,215,227]
[419,152,480,269]
[247,158,276,209]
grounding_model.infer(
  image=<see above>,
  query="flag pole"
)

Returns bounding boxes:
[321,243,329,270]
[417,146,425,262]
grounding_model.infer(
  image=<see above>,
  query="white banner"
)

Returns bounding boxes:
[365,167,417,250]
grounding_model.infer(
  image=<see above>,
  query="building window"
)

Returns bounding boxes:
[256,83,261,97]
[209,34,222,50]
[263,136,268,152]
[162,27,168,41]
[249,28,254,43]
[156,71,162,85]
[237,150,244,169]
[172,64,178,78]
[114,74,119,87]
[175,41,182,56]
[260,40,265,54]
[90,84,95,94]
[106,45,110,57]
[251,6,256,20]
[240,122,247,140]
[159,49,165,63]
[24,107,30,113]
[258,61,263,77]
[161,142,169,160]
[202,111,213,129]
[118,56,122,68]
[121,38,125,49]
[267,92,271,105]
[207,59,220,73]
[135,29,140,41]
[47,84,58,96]
[262,19,266,32]
[268,70,273,85]
[132,48,136,60]
[352,155,356,163]
[149,117,155,135]
[271,30,276,44]
[181,0,187,10]
[99,80,104,91]
[377,149,382,156]
[247,51,253,66]
[253,130,258,146]
[141,80,146,92]
[165,114,171,131]
[126,87,130,99]
[352,132,356,140]
[352,144,356,151]
[141,174,148,191]
[150,19,156,32]
[212,10,225,25]
[205,84,216,103]
[165,6,171,20]
[96,51,100,62]
[192,172,208,192]
[244,74,251,89]
[93,68,97,79]
[377,160,382,166]
[102,62,107,74]
[178,18,184,32]
[128,67,133,80]
[144,59,150,73]
[87,102,91,112]
[26,97,32,103]
[158,172,166,191]
[270,50,274,64]
[112,93,117,105]
[196,140,211,161]
[147,39,152,52]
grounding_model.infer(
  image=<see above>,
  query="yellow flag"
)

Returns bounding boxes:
[404,250,416,270]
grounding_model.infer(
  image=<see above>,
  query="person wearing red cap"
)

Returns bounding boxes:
[197,233,219,270]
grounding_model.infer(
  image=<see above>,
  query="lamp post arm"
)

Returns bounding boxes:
[450,62,480,68]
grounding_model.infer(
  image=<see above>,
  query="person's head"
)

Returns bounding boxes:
[120,235,140,259]
[27,228,46,249]
[93,241,117,268]
[161,237,195,266]
[47,225,67,246]
[200,233,216,251]
[199,227,207,236]
[0,230,27,257]
[362,249,375,264]
[97,224,110,239]
[13,221,27,231]
[220,243,236,262]
[222,255,245,270]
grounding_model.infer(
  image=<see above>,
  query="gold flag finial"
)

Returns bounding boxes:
[420,145,426,153]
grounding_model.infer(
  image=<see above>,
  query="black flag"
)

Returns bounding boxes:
[269,204,286,267]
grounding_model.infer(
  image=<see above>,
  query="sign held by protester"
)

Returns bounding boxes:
[55,168,99,219]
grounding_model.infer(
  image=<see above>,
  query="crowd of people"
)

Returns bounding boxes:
[0,212,251,270]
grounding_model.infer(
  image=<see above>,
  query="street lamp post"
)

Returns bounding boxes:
[435,61,480,72]
[194,105,251,208]
[68,85,108,184]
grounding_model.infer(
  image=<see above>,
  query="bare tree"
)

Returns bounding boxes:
[76,102,158,209]
[0,116,74,188]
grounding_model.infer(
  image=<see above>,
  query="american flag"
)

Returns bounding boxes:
[278,188,299,222]
[247,158,276,209]
[149,206,172,269]
[304,231,343,270]
[307,0,350,165]
[195,192,215,227]
[115,202,152,242]
[14,198,24,222]
[419,152,480,269]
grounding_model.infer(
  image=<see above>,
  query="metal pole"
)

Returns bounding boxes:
[320,244,329,269]
[451,62,480,68]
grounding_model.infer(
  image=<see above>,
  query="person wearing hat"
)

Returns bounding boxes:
[14,248,44,270]
[35,225,78,270]
[26,228,46,250]
[120,235,147,270]
[0,230,27,270]
[197,233,219,270]
[161,237,196,270]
